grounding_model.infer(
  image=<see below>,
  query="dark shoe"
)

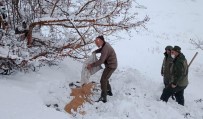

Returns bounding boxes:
[107,91,113,96]
[95,97,107,103]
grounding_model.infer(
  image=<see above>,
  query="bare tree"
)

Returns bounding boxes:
[0,0,149,74]
[190,38,203,50]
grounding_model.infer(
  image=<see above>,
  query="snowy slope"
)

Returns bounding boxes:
[1,0,203,119]
[114,0,203,101]
[1,59,202,119]
[114,0,203,79]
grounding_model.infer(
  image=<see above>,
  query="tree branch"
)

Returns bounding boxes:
[50,0,60,17]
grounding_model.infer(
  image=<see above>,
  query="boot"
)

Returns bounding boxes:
[107,90,113,96]
[96,97,107,103]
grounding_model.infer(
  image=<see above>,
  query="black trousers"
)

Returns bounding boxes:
[160,85,187,106]
[100,68,116,99]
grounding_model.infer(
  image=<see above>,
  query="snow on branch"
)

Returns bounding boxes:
[0,0,149,74]
[190,38,203,50]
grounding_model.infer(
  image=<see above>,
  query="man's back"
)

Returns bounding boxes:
[101,42,117,69]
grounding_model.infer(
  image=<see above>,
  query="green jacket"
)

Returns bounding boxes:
[171,53,188,87]
[161,52,173,81]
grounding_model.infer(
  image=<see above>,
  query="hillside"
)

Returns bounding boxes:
[0,0,203,119]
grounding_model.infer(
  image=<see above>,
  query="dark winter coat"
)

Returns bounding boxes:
[91,42,117,69]
[171,53,188,87]
[161,52,173,84]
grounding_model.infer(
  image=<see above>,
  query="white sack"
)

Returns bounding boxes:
[81,53,102,85]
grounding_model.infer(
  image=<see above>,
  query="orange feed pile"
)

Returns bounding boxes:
[64,83,95,114]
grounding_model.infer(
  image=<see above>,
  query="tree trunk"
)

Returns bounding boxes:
[27,23,36,46]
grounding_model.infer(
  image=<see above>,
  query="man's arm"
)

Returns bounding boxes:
[93,48,102,54]
[91,48,108,67]
[161,58,165,76]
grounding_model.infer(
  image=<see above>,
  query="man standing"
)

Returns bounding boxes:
[160,46,188,106]
[161,46,173,87]
[87,35,117,103]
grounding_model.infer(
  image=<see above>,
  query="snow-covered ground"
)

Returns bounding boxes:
[1,0,203,119]
[1,58,203,119]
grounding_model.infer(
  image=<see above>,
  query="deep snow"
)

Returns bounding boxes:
[1,0,203,119]
[1,58,203,119]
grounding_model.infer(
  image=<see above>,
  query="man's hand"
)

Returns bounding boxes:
[171,83,177,88]
[92,51,96,54]
[87,64,92,70]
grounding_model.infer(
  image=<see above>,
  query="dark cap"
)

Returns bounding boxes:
[96,35,105,42]
[165,46,173,51]
[172,46,181,53]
